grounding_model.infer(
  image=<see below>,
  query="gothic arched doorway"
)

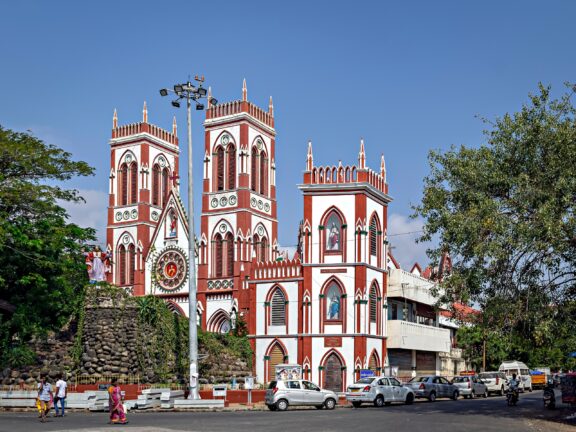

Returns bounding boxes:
[324,352,343,392]
[268,343,285,382]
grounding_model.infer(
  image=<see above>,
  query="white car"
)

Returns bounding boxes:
[479,371,507,396]
[346,376,415,407]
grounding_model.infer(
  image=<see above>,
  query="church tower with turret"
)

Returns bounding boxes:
[197,80,279,333]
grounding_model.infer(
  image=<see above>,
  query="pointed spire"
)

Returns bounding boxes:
[113,108,118,129]
[306,140,314,171]
[380,153,386,181]
[172,116,177,136]
[242,78,247,101]
[142,101,148,123]
[207,86,212,108]
[358,138,366,169]
[268,96,274,116]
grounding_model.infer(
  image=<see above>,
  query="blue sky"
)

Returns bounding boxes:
[1,0,574,268]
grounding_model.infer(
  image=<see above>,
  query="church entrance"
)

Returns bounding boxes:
[268,343,285,382]
[324,353,343,392]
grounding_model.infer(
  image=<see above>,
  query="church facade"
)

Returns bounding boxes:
[105,81,455,391]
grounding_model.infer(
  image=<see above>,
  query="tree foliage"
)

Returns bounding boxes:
[0,125,94,366]
[413,84,576,365]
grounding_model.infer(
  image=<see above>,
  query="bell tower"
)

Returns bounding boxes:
[106,103,179,295]
[197,80,278,332]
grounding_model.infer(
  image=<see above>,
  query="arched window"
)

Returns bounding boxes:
[119,163,128,206]
[252,234,260,261]
[267,343,286,381]
[369,283,378,323]
[368,352,379,372]
[118,244,126,285]
[225,232,234,276]
[260,152,268,195]
[325,212,342,252]
[162,168,169,206]
[216,146,224,191]
[227,145,236,190]
[260,237,268,262]
[130,162,138,204]
[152,164,160,206]
[369,214,379,257]
[214,234,223,277]
[325,282,342,321]
[251,146,258,192]
[270,288,286,326]
[128,244,136,285]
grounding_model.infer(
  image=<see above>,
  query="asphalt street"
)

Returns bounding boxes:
[0,390,572,432]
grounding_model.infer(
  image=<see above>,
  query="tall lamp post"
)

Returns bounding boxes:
[160,76,217,399]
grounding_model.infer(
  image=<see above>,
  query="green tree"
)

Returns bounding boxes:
[0,125,94,366]
[413,84,576,364]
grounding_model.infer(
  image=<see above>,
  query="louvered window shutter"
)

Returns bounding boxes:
[270,290,286,326]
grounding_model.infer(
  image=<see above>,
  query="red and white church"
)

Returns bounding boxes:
[105,81,395,392]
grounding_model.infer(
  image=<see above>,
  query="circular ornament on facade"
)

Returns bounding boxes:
[264,203,270,212]
[115,212,122,222]
[158,157,166,167]
[125,154,133,163]
[229,195,237,205]
[211,198,219,208]
[257,139,263,150]
[250,197,257,208]
[220,197,228,207]
[221,135,230,145]
[123,210,130,220]
[153,246,188,292]
[131,209,138,219]
[257,200,263,210]
[151,211,159,221]
[257,226,265,236]
[219,224,227,233]
[122,235,130,244]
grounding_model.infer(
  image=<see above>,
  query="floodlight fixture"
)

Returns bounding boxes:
[159,88,169,97]
[196,104,205,110]
[210,98,218,106]
[197,87,207,97]
[171,100,181,108]
[174,84,184,93]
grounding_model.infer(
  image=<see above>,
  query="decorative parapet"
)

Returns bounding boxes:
[206,100,274,128]
[251,258,302,281]
[112,122,178,145]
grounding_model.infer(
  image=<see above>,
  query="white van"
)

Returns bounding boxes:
[499,360,532,392]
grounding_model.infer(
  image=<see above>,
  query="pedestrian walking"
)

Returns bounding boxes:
[107,378,128,425]
[54,373,67,417]
[36,376,53,423]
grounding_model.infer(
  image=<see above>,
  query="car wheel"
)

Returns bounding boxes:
[352,401,362,408]
[483,390,488,398]
[276,399,289,411]
[452,391,459,401]
[267,404,277,411]
[374,395,385,407]
[428,392,436,402]
[324,398,336,410]
[405,393,414,405]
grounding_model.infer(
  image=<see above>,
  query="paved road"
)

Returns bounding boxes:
[0,390,571,432]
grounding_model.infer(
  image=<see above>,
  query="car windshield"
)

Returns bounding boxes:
[268,381,277,389]
[355,378,376,384]
[452,377,469,383]
[409,377,429,383]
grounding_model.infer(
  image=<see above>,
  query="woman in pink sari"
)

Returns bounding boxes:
[108,378,128,424]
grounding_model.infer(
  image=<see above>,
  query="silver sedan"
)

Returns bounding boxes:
[405,375,460,401]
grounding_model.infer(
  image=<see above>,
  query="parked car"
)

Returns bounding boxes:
[265,379,338,411]
[405,375,460,401]
[346,376,415,407]
[479,371,507,396]
[451,376,488,399]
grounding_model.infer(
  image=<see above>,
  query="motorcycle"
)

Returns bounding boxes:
[543,379,556,409]
[506,387,519,406]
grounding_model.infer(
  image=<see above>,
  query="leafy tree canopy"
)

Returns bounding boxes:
[0,125,94,366]
[414,84,576,363]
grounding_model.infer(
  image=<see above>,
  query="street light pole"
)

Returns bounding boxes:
[160,77,217,400]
